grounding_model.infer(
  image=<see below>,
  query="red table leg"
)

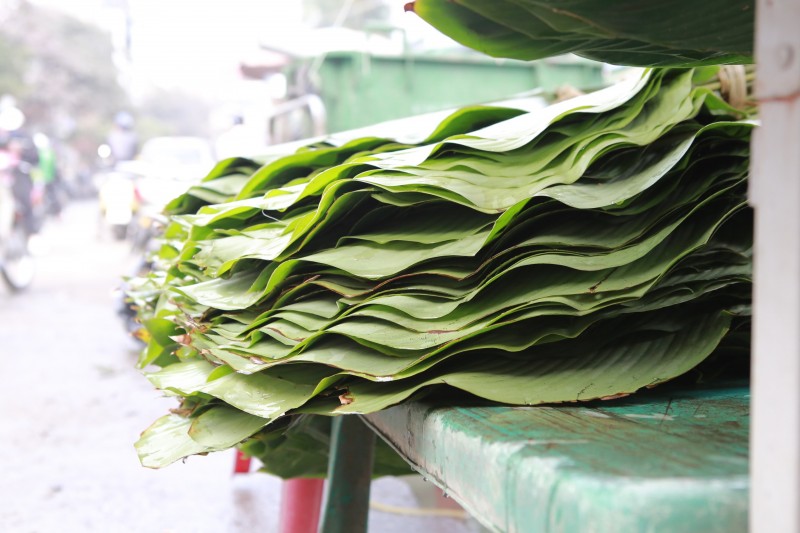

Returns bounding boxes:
[279,478,325,533]
[233,450,252,474]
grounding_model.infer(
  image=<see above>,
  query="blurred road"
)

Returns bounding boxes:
[0,199,285,532]
[0,199,478,533]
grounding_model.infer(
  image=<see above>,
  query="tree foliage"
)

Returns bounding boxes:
[0,1,128,156]
[302,0,392,29]
[135,88,212,141]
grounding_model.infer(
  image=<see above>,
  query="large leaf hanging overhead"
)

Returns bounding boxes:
[404,0,754,66]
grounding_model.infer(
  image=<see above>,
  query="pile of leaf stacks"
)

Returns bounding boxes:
[129,67,754,476]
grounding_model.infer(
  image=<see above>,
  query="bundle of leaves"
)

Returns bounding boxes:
[131,68,753,476]
[404,0,754,67]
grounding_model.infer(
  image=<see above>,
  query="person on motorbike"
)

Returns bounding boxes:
[107,111,138,164]
[96,111,139,240]
[33,133,63,218]
[0,104,39,236]
[0,100,37,290]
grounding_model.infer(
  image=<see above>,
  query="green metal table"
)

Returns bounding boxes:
[321,380,749,533]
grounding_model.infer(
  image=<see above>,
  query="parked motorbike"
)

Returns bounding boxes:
[96,163,139,241]
[0,149,35,291]
[116,218,164,338]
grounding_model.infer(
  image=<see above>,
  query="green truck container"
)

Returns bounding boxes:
[297,51,605,133]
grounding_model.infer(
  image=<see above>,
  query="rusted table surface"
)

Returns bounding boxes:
[363,380,749,533]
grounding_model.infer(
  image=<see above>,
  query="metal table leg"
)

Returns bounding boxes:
[319,416,376,533]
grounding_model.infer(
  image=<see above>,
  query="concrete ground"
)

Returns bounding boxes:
[0,199,481,533]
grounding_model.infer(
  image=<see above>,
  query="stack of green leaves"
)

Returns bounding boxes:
[404,0,754,66]
[131,68,753,476]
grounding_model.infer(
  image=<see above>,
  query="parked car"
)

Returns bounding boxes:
[130,136,215,208]
[123,136,214,246]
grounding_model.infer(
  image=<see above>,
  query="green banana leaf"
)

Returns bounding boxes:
[405,0,753,66]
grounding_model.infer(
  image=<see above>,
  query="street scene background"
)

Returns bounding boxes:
[0,0,501,530]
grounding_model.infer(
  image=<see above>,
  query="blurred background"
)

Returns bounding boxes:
[0,1,613,531]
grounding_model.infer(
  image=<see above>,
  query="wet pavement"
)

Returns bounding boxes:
[0,199,480,533]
